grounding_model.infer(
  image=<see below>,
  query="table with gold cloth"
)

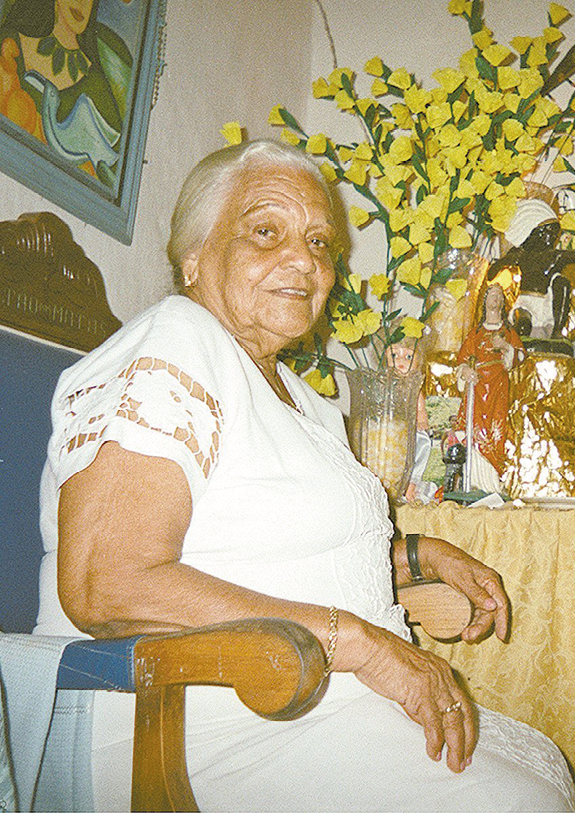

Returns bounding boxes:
[395,501,575,771]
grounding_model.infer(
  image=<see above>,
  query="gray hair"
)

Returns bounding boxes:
[167,139,331,292]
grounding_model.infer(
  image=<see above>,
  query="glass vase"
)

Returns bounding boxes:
[426,249,488,355]
[346,367,423,501]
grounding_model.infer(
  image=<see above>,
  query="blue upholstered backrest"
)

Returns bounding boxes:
[0,328,81,633]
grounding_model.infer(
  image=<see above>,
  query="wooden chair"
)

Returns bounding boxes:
[0,212,472,813]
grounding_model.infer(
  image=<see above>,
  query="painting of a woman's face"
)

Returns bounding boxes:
[55,0,94,37]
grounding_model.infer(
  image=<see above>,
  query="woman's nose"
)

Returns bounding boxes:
[282,233,316,273]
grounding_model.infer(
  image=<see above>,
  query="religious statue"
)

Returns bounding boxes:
[453,283,525,494]
[487,199,575,343]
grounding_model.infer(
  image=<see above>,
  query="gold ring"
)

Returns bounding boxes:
[442,701,462,714]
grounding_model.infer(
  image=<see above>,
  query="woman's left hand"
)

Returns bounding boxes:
[418,537,509,643]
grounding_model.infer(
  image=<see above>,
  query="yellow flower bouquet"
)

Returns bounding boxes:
[262,0,575,395]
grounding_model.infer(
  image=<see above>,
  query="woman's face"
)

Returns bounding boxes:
[55,0,94,36]
[183,165,336,358]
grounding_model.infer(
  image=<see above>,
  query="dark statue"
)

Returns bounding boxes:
[488,219,574,340]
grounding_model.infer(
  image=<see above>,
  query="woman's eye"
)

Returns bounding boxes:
[310,236,330,250]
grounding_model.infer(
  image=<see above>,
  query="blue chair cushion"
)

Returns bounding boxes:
[56,637,144,691]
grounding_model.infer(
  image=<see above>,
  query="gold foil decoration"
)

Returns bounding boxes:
[504,354,575,499]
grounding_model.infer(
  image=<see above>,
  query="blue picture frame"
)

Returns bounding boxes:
[0,0,166,245]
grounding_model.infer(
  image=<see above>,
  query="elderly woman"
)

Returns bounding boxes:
[35,141,574,812]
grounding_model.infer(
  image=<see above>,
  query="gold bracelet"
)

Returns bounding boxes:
[323,606,339,677]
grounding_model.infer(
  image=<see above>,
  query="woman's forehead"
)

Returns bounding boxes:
[231,165,333,217]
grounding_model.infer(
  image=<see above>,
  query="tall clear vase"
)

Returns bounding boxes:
[346,367,423,501]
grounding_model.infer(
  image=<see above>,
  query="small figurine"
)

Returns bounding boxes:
[385,341,431,502]
[454,283,525,494]
[488,199,575,340]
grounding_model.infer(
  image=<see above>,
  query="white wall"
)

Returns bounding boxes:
[0,0,313,323]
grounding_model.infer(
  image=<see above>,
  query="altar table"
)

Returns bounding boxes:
[395,501,575,771]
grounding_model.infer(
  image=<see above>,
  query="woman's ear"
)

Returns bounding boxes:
[181,252,199,289]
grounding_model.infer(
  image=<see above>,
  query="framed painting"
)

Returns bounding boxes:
[0,0,166,245]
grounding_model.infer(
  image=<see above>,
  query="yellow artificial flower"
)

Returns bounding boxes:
[304,369,336,397]
[527,37,548,67]
[220,121,242,145]
[306,133,328,154]
[355,143,373,161]
[426,158,448,188]
[559,136,574,156]
[420,267,433,290]
[446,279,468,301]
[449,224,472,248]
[483,44,512,66]
[448,0,472,14]
[344,161,368,185]
[355,309,382,335]
[418,241,435,264]
[497,66,521,90]
[446,211,464,229]
[376,178,404,210]
[388,68,413,91]
[371,78,389,96]
[511,36,532,55]
[502,119,524,141]
[507,177,526,198]
[381,161,412,185]
[312,78,334,98]
[339,146,354,162]
[444,145,468,173]
[319,162,338,183]
[437,123,461,148]
[343,273,363,293]
[426,102,451,130]
[364,57,384,76]
[470,170,490,194]
[528,107,548,128]
[475,88,504,114]
[431,87,448,105]
[469,114,491,136]
[335,89,355,110]
[329,67,354,88]
[390,235,412,257]
[485,181,504,200]
[459,128,483,151]
[560,211,575,231]
[388,206,412,231]
[281,129,300,146]
[391,103,414,129]
[389,135,413,163]
[348,205,371,228]
[419,193,444,219]
[518,68,544,97]
[409,222,432,245]
[332,318,363,344]
[356,98,375,117]
[432,67,465,94]
[459,48,479,77]
[404,86,432,114]
[268,105,285,125]
[549,3,570,26]
[401,316,425,338]
[472,29,493,50]
[397,257,422,285]
[504,92,521,113]
[452,100,467,122]
[554,156,568,172]
[369,274,391,298]
[544,26,564,44]
[515,133,543,154]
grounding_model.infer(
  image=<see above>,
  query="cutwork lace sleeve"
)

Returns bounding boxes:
[54,356,224,501]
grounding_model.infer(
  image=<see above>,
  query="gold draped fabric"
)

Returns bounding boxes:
[395,501,575,771]
[424,352,575,498]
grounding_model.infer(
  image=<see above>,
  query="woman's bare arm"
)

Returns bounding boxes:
[58,440,476,772]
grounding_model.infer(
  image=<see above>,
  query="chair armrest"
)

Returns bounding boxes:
[397,580,473,640]
[132,617,326,721]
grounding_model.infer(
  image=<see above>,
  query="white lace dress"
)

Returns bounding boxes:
[35,297,574,812]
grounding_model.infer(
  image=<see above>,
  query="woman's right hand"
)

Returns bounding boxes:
[352,622,476,773]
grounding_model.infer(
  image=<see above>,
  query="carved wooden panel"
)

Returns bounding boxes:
[0,212,121,352]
